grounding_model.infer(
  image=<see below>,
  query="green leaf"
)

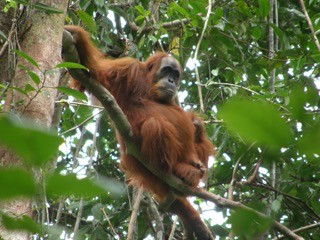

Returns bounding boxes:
[0,168,36,199]
[95,176,126,198]
[33,3,64,14]
[11,86,28,96]
[258,0,270,18]
[270,23,290,49]
[297,123,320,155]
[219,98,293,151]
[148,35,158,44]
[271,195,283,212]
[56,62,88,70]
[14,0,62,14]
[230,208,272,237]
[57,86,88,101]
[76,10,97,33]
[211,69,219,76]
[0,30,7,40]
[283,8,305,18]
[46,173,105,198]
[135,15,146,21]
[295,57,306,71]
[14,50,39,68]
[0,116,63,167]
[289,87,307,122]
[237,2,252,17]
[94,0,104,7]
[169,2,189,17]
[289,85,318,123]
[26,71,41,85]
[74,105,94,124]
[251,26,262,40]
[12,0,30,6]
[91,203,104,221]
[24,83,36,92]
[135,5,146,15]
[211,7,223,25]
[18,65,40,85]
[2,215,41,234]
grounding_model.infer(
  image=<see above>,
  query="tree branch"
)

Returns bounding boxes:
[195,189,304,240]
[127,187,144,240]
[272,222,320,240]
[62,30,304,240]
[145,192,164,239]
[73,198,84,238]
[126,18,191,34]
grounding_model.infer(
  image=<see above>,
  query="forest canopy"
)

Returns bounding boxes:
[0,0,319,239]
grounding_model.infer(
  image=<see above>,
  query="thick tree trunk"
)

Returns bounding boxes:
[0,1,68,239]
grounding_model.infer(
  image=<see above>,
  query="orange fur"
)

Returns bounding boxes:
[65,25,214,239]
[189,112,216,168]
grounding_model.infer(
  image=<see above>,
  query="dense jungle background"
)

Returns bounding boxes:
[0,0,319,239]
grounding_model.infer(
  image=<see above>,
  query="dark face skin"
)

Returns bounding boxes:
[152,56,181,103]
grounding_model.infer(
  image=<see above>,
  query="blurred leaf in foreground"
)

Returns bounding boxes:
[219,98,293,151]
[0,116,63,167]
[0,168,36,199]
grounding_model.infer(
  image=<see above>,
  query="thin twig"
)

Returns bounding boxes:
[268,0,275,93]
[87,113,101,176]
[145,192,164,240]
[205,81,290,113]
[272,222,320,240]
[205,81,260,95]
[268,3,278,233]
[73,198,84,236]
[72,127,86,169]
[227,145,257,239]
[228,154,242,201]
[127,187,144,240]
[55,99,104,109]
[0,9,18,58]
[126,18,193,34]
[168,217,177,240]
[193,0,214,112]
[61,109,103,135]
[101,207,118,236]
[241,158,262,185]
[196,189,304,240]
[252,182,320,220]
[275,0,279,52]
[54,199,65,226]
[298,0,320,52]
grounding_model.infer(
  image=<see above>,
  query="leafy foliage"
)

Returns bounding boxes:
[1,0,320,239]
[2,215,41,234]
[0,168,36,199]
[0,117,63,167]
[219,98,293,151]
